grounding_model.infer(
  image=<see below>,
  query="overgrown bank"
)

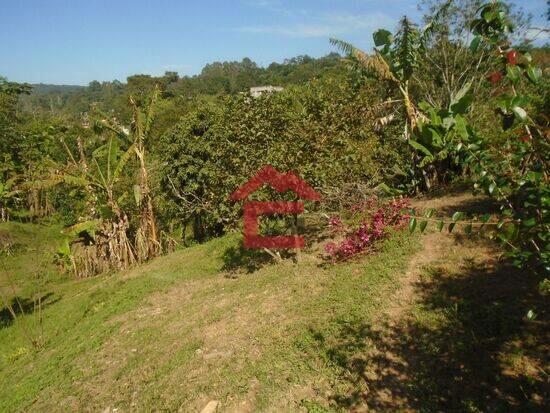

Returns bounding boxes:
[0,220,420,411]
[1,190,547,411]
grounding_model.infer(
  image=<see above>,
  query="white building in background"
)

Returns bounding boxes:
[250,86,283,98]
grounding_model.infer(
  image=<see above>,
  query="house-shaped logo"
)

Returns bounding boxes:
[230,165,321,249]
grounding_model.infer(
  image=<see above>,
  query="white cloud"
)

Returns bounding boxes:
[243,0,281,8]
[234,12,396,38]
[236,24,337,37]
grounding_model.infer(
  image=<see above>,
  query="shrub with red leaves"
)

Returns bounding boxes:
[487,71,504,84]
[506,50,517,65]
[324,197,411,261]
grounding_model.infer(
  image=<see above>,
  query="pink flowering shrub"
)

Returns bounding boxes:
[328,216,343,231]
[325,197,411,261]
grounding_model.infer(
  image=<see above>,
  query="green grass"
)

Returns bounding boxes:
[0,221,66,293]
[0,222,420,411]
[2,220,547,412]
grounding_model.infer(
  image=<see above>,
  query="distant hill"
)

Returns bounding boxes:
[29,83,85,95]
[18,53,344,117]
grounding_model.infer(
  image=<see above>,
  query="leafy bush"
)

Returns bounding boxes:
[406,2,549,273]
[161,76,405,240]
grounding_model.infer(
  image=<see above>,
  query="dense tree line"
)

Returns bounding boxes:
[1,0,548,276]
[160,73,406,239]
[17,53,343,120]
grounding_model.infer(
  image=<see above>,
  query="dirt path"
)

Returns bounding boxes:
[377,191,475,325]
[360,191,490,411]
[384,231,453,324]
[345,190,548,413]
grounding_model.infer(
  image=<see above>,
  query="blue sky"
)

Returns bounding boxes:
[2,0,547,85]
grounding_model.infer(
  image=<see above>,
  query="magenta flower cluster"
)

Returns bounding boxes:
[328,216,343,229]
[325,197,411,261]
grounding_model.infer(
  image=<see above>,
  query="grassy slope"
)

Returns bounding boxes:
[0,222,419,412]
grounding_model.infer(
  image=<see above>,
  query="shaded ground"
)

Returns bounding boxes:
[313,192,549,412]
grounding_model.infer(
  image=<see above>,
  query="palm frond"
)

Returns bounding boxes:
[329,38,356,55]
[395,17,420,81]
[106,137,120,182]
[91,108,131,143]
[420,0,452,45]
[361,51,397,82]
[93,158,108,188]
[143,85,159,137]
[129,95,144,147]
[22,174,91,190]
[113,144,135,182]
[330,38,397,82]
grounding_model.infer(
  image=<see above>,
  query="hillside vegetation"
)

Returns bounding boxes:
[1,191,547,411]
[1,0,548,411]
[0,220,419,411]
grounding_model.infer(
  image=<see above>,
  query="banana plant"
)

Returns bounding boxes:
[330,2,451,191]
[35,136,134,219]
[93,86,162,262]
[23,134,138,277]
[330,2,450,139]
[407,81,475,188]
[0,177,20,222]
[129,86,161,261]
